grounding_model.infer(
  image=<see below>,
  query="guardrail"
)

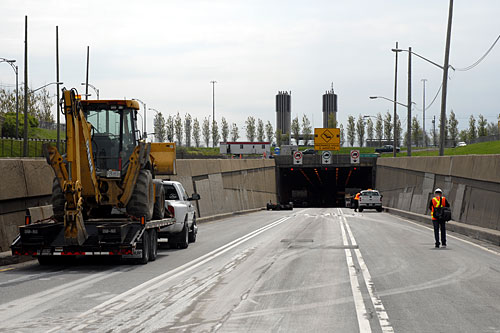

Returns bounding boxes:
[0,137,66,157]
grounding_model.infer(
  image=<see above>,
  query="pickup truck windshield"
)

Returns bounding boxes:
[361,191,379,196]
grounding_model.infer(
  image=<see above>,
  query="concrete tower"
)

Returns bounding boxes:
[322,88,338,128]
[276,91,291,136]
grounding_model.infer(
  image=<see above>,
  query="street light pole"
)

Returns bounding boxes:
[23,15,28,156]
[421,79,427,147]
[439,0,454,156]
[210,80,216,147]
[85,46,90,98]
[56,25,60,151]
[132,98,147,139]
[81,83,99,99]
[407,47,412,156]
[393,42,400,157]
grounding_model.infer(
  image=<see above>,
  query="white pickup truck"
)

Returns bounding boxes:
[358,189,383,212]
[159,181,200,249]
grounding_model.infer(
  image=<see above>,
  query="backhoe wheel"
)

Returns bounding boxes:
[51,178,65,222]
[126,169,154,221]
[152,180,165,220]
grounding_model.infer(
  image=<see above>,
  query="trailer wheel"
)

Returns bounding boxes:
[37,256,56,265]
[188,215,197,243]
[126,169,154,221]
[149,229,158,261]
[138,230,150,264]
[152,180,165,220]
[51,178,65,222]
[177,221,189,249]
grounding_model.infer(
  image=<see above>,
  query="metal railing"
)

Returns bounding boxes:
[0,137,66,157]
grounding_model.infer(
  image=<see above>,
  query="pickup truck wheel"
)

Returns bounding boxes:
[51,178,65,222]
[149,229,158,261]
[126,170,154,221]
[188,215,197,243]
[177,221,189,249]
[377,207,383,212]
[138,230,150,264]
[152,181,165,220]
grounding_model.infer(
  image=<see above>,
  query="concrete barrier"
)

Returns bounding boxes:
[376,155,500,235]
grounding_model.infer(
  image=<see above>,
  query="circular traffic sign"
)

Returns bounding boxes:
[293,151,303,160]
[322,151,331,159]
[351,150,359,159]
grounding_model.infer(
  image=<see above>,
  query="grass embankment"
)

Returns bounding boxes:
[0,128,61,157]
[380,140,500,157]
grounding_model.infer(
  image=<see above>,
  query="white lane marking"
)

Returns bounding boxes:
[74,216,291,320]
[339,209,372,333]
[389,215,500,256]
[339,208,394,333]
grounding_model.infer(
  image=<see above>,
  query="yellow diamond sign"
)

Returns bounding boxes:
[314,128,340,151]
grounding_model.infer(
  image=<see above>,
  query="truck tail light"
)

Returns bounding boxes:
[167,205,175,218]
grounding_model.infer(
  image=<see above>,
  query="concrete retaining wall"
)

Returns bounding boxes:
[0,158,277,252]
[376,155,500,232]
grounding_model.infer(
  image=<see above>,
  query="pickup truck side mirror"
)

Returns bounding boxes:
[189,193,201,201]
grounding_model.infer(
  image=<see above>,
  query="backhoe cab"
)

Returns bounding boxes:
[44,89,174,245]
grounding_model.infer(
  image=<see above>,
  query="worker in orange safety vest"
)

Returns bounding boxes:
[354,192,361,212]
[428,188,451,248]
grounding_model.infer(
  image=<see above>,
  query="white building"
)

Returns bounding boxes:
[219,142,271,156]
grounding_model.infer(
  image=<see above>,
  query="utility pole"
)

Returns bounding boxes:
[407,46,412,156]
[56,26,60,151]
[23,15,28,157]
[393,42,399,157]
[439,0,454,156]
[433,116,436,146]
[210,80,216,147]
[14,65,19,139]
[85,46,90,98]
[422,79,427,147]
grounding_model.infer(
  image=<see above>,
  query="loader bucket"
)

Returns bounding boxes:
[150,142,176,175]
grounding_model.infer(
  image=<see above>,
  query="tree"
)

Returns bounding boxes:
[302,114,312,146]
[347,116,356,147]
[230,123,239,142]
[257,118,265,142]
[366,118,374,144]
[356,115,365,147]
[221,117,229,142]
[478,114,488,137]
[383,112,393,144]
[327,113,337,128]
[265,121,273,143]
[192,118,201,147]
[375,113,383,144]
[275,129,283,147]
[487,121,499,136]
[291,116,300,145]
[459,129,468,143]
[36,87,55,123]
[0,87,52,123]
[174,112,183,146]
[395,114,402,147]
[245,116,256,142]
[339,123,345,146]
[202,117,210,147]
[184,114,192,147]
[468,115,477,141]
[411,116,422,147]
[153,112,166,142]
[448,111,459,146]
[211,120,220,147]
[166,115,175,142]
[1,112,38,138]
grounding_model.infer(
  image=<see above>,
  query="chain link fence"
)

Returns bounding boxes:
[0,137,66,157]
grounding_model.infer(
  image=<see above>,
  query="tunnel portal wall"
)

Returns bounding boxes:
[376,155,500,232]
[0,158,277,252]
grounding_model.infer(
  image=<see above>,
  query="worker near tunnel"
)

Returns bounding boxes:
[353,192,360,212]
[428,188,451,248]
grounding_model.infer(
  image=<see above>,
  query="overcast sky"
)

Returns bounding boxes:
[1,0,499,137]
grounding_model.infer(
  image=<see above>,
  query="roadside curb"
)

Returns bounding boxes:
[0,251,33,267]
[383,206,500,246]
[196,207,265,224]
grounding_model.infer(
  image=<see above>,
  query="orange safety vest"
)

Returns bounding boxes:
[431,196,446,220]
[354,193,360,201]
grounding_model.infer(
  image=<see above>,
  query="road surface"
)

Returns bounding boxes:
[0,208,499,332]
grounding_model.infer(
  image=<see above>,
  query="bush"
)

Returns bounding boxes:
[1,112,39,138]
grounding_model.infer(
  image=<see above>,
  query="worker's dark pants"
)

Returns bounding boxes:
[432,219,447,246]
[353,201,358,210]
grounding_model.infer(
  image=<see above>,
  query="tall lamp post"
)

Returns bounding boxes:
[392,42,401,157]
[0,58,19,138]
[132,98,147,139]
[210,80,216,147]
[80,83,99,99]
[421,79,427,147]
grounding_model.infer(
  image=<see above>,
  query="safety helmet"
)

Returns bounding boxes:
[434,188,443,193]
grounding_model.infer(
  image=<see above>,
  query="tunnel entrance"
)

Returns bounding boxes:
[278,166,374,207]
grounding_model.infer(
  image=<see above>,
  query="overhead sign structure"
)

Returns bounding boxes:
[293,151,303,165]
[350,149,360,164]
[314,128,340,151]
[321,151,332,165]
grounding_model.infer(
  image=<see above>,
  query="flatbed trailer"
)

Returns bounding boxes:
[11,209,175,265]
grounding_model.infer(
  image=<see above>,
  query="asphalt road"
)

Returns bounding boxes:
[0,208,499,332]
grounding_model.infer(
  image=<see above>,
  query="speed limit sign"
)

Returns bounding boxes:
[293,151,303,165]
[350,150,360,164]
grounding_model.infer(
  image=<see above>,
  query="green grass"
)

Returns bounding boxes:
[177,146,221,156]
[381,140,500,157]
[0,128,62,157]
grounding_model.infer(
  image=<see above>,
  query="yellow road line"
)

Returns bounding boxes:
[0,267,14,272]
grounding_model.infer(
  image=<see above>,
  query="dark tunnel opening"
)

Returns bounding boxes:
[278,166,374,207]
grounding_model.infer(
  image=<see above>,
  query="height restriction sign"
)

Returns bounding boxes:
[293,151,303,165]
[350,149,360,164]
[314,128,340,151]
